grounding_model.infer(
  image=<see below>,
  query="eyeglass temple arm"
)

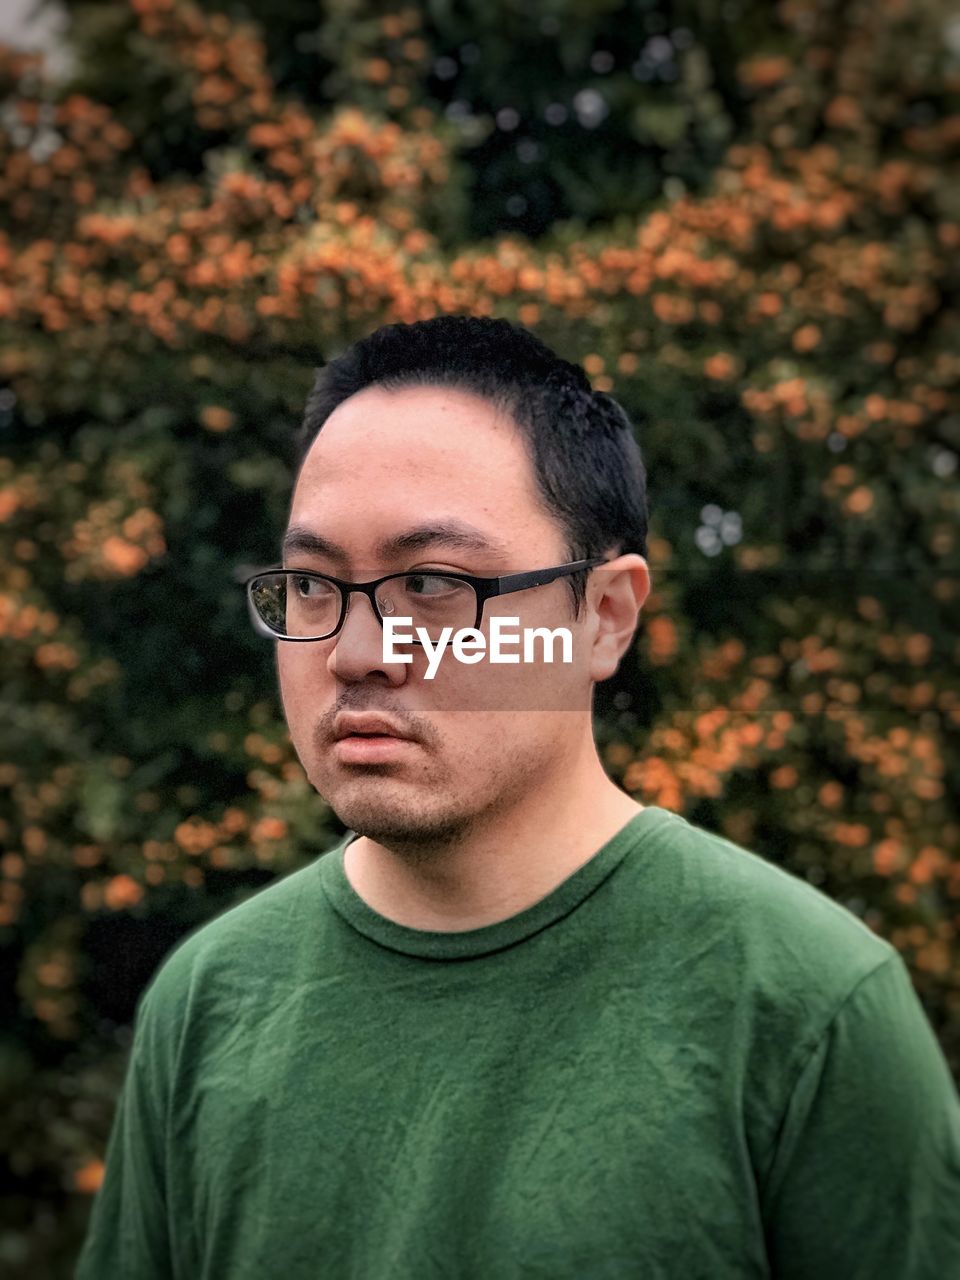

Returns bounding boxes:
[493,557,606,597]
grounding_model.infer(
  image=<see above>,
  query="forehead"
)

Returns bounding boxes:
[290,383,558,546]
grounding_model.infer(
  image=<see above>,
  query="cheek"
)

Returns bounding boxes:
[431,710,556,764]
[423,614,586,710]
[277,649,329,728]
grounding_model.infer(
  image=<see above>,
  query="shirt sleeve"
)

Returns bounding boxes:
[761,950,960,1279]
[74,988,173,1280]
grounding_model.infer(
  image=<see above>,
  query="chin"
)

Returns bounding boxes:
[328,784,469,850]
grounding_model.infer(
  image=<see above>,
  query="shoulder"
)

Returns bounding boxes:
[632,808,897,1025]
[628,810,919,1176]
[136,843,341,1033]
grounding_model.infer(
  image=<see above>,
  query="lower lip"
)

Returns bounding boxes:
[333,735,415,763]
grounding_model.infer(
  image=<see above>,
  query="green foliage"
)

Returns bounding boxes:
[1,0,959,1273]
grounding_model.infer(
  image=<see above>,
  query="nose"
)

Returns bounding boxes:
[326,588,406,685]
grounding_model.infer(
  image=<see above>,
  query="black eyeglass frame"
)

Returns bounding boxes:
[239,556,608,642]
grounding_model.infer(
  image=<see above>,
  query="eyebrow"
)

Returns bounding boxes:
[280,520,511,563]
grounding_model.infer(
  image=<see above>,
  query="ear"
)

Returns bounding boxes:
[586,554,651,683]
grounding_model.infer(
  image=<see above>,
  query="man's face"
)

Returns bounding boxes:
[276,383,608,850]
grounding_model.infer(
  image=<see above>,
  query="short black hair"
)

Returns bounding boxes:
[293,314,649,614]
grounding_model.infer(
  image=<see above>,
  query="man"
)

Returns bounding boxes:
[77,316,960,1278]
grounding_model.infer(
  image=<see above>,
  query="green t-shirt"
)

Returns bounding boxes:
[75,805,960,1278]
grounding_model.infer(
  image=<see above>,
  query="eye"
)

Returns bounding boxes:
[403,572,468,597]
[294,575,337,599]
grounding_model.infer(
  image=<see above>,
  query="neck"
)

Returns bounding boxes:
[343,751,645,932]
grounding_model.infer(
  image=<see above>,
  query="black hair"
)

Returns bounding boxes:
[292,314,649,615]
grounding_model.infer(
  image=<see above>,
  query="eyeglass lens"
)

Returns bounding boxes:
[250,571,479,640]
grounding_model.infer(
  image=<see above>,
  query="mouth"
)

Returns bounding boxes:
[333,733,416,764]
[338,732,402,743]
[331,712,420,762]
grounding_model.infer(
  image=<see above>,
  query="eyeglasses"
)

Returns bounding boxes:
[238,557,607,642]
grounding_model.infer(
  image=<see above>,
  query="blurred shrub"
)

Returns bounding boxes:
[0,0,958,1273]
